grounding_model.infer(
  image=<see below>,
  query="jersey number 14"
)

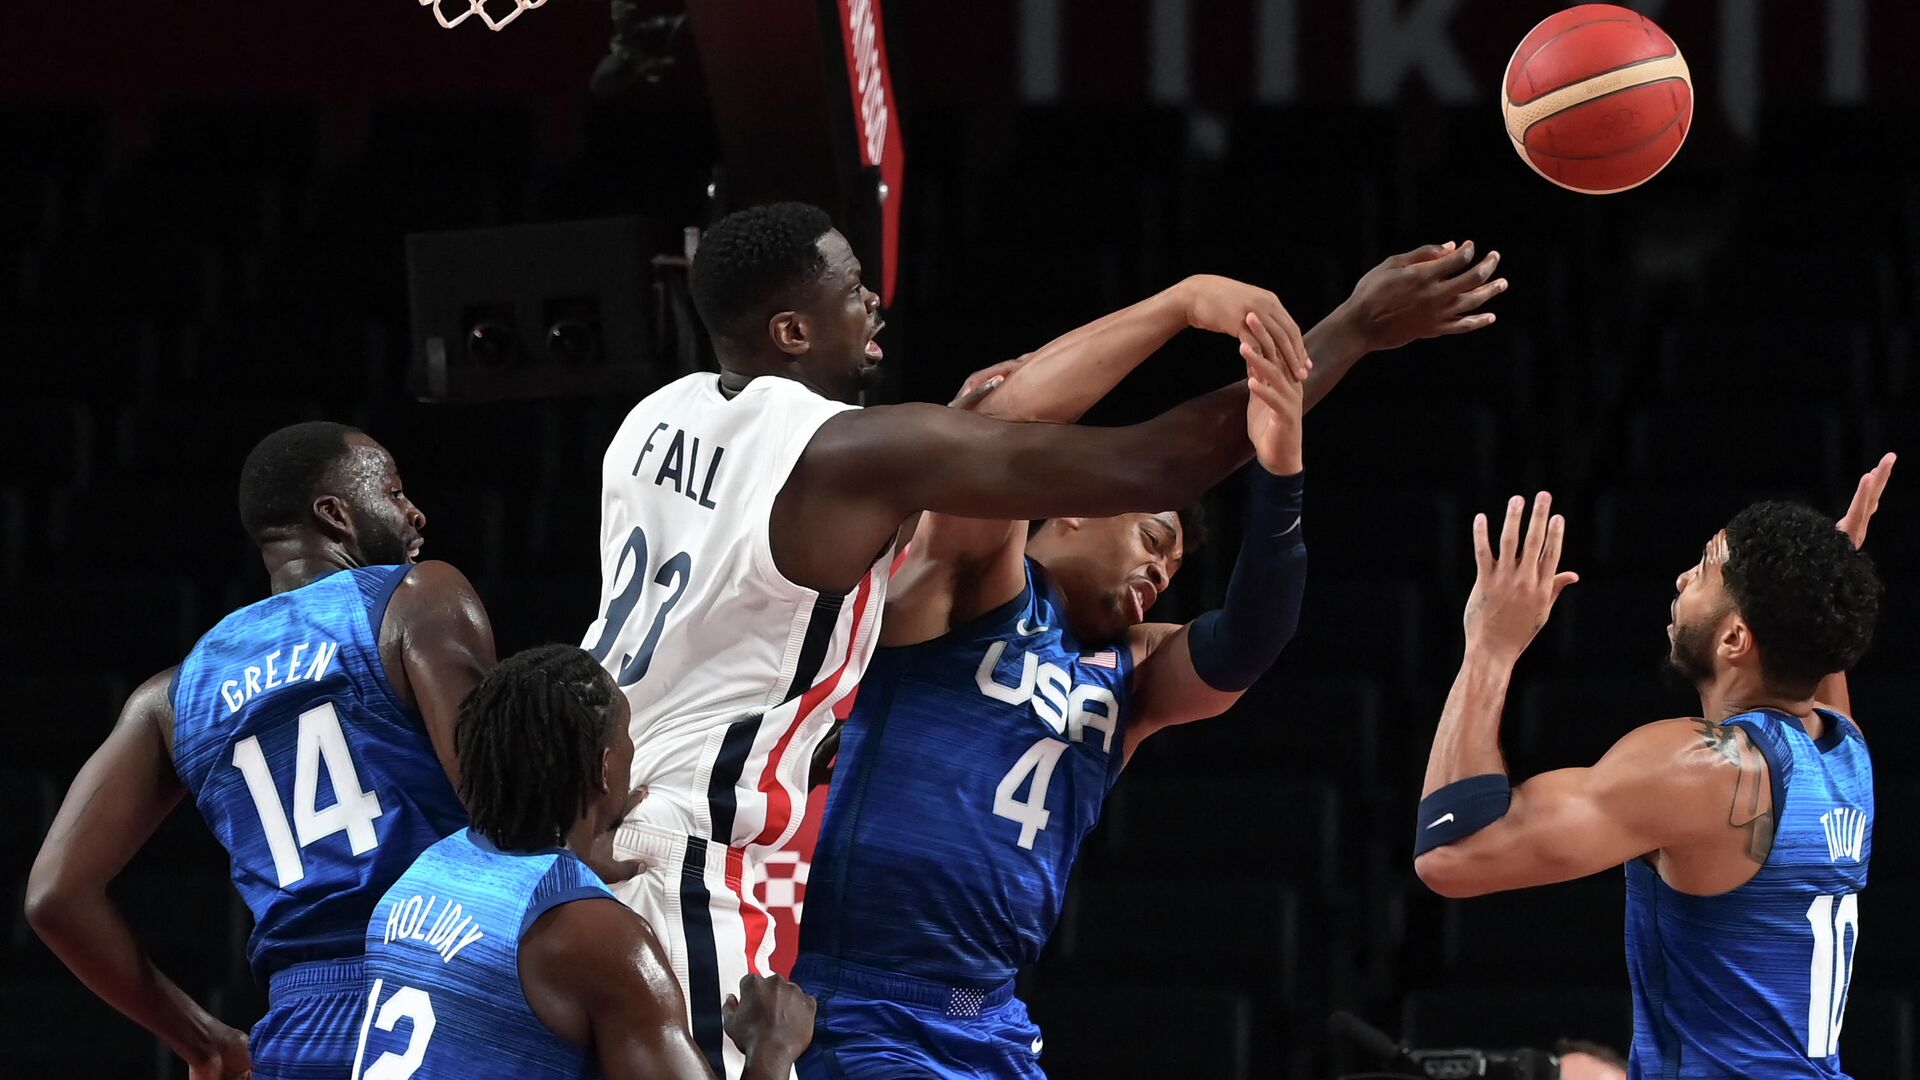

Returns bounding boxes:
[232,701,385,888]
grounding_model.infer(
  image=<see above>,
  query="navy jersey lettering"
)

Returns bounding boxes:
[632,421,726,510]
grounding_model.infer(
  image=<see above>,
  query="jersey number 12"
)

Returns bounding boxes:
[352,979,436,1080]
[1806,892,1860,1058]
[231,701,385,888]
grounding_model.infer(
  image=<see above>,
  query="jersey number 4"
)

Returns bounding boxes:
[994,737,1069,849]
[1807,892,1861,1058]
[231,701,385,888]
[587,524,693,687]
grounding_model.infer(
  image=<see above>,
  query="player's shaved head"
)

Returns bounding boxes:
[691,202,835,344]
[237,421,422,569]
[690,202,884,403]
[237,421,362,541]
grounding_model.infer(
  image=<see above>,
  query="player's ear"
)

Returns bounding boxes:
[768,310,809,357]
[596,747,613,796]
[310,494,355,544]
[1054,517,1086,533]
[1720,613,1753,665]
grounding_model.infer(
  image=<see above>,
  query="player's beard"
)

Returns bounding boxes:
[357,517,415,567]
[1667,616,1718,686]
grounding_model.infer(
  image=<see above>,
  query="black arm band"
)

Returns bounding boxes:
[1413,774,1513,856]
[1186,466,1306,693]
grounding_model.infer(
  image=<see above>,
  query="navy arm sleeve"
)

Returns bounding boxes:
[1186,467,1307,692]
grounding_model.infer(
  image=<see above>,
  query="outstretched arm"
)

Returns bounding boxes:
[1421,494,1579,795]
[1820,452,1897,720]
[1414,717,1763,897]
[1412,493,1576,891]
[778,374,1262,595]
[967,240,1505,425]
[974,276,1309,425]
[893,278,1310,644]
[1303,240,1505,410]
[920,237,1504,610]
[25,670,252,1077]
[1125,338,1308,756]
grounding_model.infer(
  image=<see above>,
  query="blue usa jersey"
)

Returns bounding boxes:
[799,560,1133,986]
[355,830,611,1080]
[171,566,468,983]
[1626,708,1874,1078]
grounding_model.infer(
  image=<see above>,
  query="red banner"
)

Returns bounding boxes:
[835,0,906,304]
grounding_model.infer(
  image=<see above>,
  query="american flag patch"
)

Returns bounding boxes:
[1083,649,1119,669]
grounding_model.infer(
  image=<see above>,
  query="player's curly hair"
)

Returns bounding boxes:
[689,201,834,343]
[457,644,622,851]
[1721,500,1881,696]
[237,421,361,542]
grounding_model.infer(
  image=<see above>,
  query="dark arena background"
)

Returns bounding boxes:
[4,2,1919,1077]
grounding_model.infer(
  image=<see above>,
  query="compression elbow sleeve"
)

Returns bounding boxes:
[1186,466,1306,692]
[1413,774,1513,856]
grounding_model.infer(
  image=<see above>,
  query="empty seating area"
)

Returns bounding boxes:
[4,97,1917,1077]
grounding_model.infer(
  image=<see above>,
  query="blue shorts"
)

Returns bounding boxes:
[793,957,1045,1080]
[250,958,368,1080]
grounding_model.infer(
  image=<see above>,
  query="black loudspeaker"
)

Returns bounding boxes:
[405,216,693,402]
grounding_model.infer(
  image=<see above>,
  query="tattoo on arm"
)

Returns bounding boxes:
[1693,720,1777,864]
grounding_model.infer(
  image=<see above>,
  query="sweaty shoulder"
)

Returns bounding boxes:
[383,560,483,621]
[519,895,682,1046]
[377,560,490,700]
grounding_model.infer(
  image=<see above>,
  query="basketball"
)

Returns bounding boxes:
[1502,3,1693,194]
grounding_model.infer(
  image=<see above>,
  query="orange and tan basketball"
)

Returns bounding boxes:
[1502,3,1692,194]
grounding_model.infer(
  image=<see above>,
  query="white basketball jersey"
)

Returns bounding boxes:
[582,373,893,856]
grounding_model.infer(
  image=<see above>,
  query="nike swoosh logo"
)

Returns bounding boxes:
[1274,516,1302,538]
[1016,616,1050,636]
[1426,812,1456,829]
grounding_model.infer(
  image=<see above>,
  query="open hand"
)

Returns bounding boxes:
[1240,316,1303,476]
[1464,493,1579,662]
[1837,452,1896,550]
[1341,240,1506,351]
[1178,274,1311,383]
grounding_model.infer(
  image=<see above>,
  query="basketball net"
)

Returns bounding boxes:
[419,0,547,31]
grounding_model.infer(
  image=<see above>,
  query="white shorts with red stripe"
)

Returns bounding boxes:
[610,819,787,1080]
